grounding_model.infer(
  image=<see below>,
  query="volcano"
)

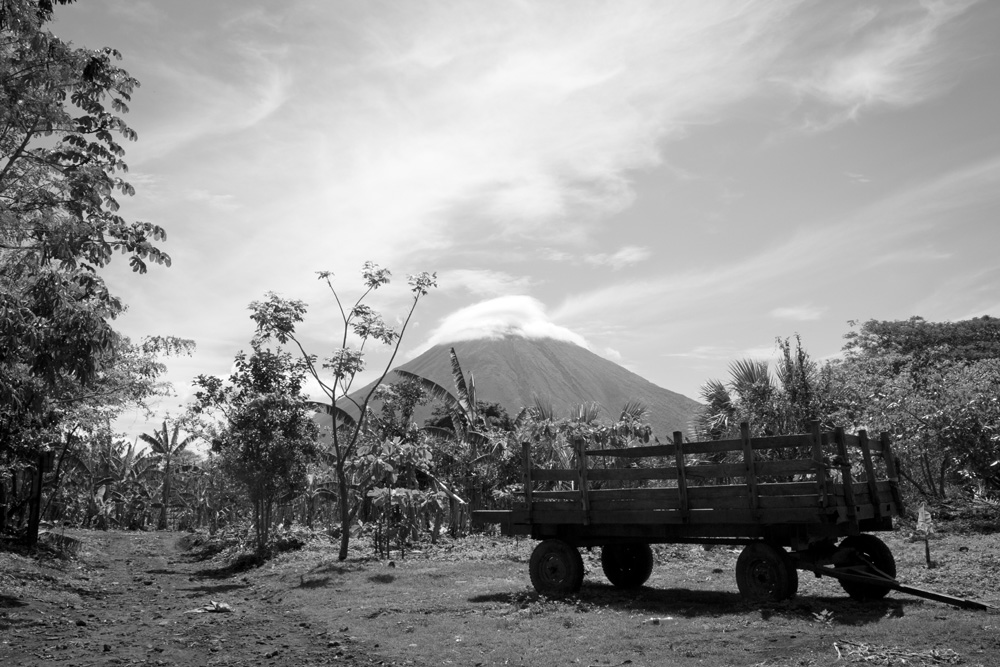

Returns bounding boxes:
[340,336,702,439]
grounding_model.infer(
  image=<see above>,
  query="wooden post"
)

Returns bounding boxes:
[880,432,907,517]
[858,430,883,520]
[810,420,828,509]
[834,427,858,533]
[673,431,689,521]
[740,423,760,516]
[522,441,533,523]
[575,437,590,525]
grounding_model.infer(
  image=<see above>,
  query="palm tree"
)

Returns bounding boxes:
[139,420,195,530]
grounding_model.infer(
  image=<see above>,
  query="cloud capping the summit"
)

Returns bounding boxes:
[421,295,590,350]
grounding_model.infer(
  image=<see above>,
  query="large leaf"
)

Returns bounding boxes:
[393,369,463,414]
[309,400,357,428]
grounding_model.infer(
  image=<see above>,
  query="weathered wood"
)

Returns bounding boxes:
[811,421,828,509]
[530,469,578,482]
[740,423,760,519]
[674,431,690,521]
[880,432,907,517]
[522,441,533,523]
[858,430,883,521]
[575,438,591,524]
[834,427,858,531]
[588,467,680,481]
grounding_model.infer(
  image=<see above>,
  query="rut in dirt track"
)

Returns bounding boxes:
[0,531,385,667]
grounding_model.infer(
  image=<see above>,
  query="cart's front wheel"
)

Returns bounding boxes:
[836,535,896,601]
[736,542,798,603]
[601,543,654,589]
[530,539,584,595]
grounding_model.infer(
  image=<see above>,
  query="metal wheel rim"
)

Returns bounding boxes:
[747,558,781,595]
[539,553,569,585]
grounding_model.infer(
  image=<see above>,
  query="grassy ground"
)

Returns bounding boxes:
[250,528,1000,666]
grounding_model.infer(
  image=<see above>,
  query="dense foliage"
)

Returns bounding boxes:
[0,0,178,541]
[695,317,1000,501]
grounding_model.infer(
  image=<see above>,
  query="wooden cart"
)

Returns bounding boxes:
[473,422,911,604]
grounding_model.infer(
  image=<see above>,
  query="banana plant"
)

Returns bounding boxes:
[139,420,196,530]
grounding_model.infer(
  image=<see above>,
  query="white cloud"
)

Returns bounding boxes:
[436,269,535,297]
[775,0,975,126]
[770,305,825,321]
[584,246,653,270]
[420,295,589,350]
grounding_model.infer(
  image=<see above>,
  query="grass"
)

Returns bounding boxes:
[241,529,1000,666]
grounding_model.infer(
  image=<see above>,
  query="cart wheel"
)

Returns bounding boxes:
[601,543,654,589]
[529,539,584,595]
[836,535,896,601]
[736,542,799,603]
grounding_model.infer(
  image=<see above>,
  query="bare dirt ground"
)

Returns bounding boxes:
[2,528,999,666]
[0,530,383,666]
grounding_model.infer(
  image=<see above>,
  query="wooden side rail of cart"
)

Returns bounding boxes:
[477,422,905,546]
[473,422,969,606]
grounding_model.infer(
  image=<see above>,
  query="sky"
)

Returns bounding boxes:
[53,0,1000,437]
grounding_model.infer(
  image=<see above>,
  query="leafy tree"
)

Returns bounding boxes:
[693,335,831,440]
[193,344,319,555]
[249,262,436,560]
[0,0,173,539]
[832,317,1000,497]
[138,420,195,530]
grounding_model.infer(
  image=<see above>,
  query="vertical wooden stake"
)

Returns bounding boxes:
[835,427,858,534]
[741,423,760,517]
[858,430,883,521]
[575,438,590,525]
[673,431,689,522]
[522,441,533,524]
[810,420,828,509]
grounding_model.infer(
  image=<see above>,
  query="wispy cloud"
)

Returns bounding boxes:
[584,246,653,270]
[436,269,535,297]
[774,0,976,126]
[771,305,826,321]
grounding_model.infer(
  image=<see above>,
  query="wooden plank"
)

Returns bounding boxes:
[530,469,578,482]
[575,438,590,525]
[522,441,533,523]
[525,506,831,526]
[880,431,907,517]
[686,482,818,500]
[587,443,676,458]
[531,490,583,500]
[755,459,817,477]
[674,431,690,521]
[589,497,683,512]
[835,427,859,531]
[741,423,760,518]
[683,462,745,480]
[811,421,828,509]
[588,467,680,481]
[749,434,814,450]
[858,430,883,520]
[589,488,679,501]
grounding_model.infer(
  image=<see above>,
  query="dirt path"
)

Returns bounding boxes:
[0,531,383,667]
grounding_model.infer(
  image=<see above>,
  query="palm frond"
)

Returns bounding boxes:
[728,358,772,390]
[619,400,648,422]
[308,400,357,428]
[448,347,475,418]
[393,369,462,413]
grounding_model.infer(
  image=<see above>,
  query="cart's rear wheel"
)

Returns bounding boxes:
[530,539,584,595]
[836,534,896,601]
[736,541,798,603]
[601,543,654,589]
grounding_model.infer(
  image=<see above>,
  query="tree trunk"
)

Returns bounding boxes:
[158,461,170,530]
[336,457,351,561]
